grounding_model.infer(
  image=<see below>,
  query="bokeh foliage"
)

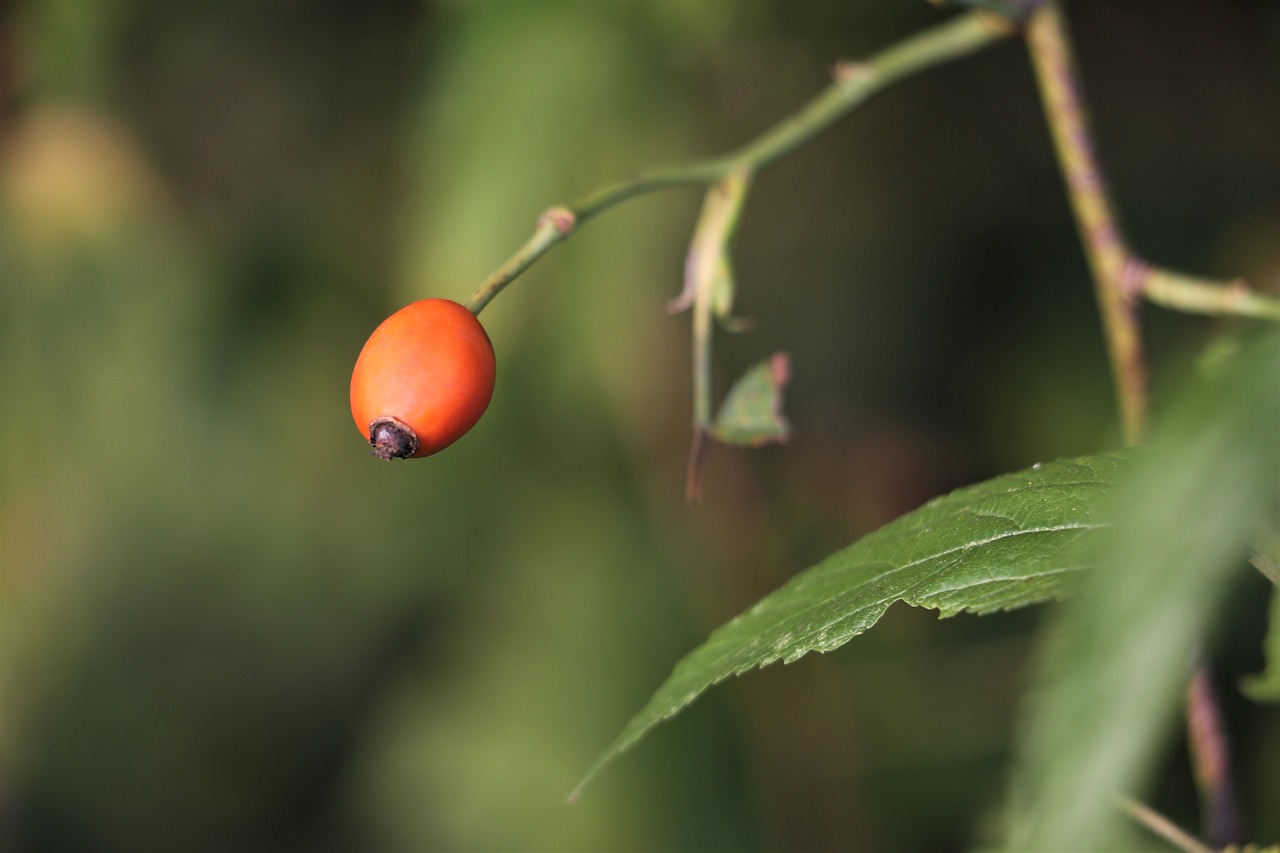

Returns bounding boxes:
[2,0,1278,850]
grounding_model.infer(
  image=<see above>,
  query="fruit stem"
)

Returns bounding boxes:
[462,9,1012,316]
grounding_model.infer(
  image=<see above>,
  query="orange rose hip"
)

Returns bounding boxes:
[350,299,496,459]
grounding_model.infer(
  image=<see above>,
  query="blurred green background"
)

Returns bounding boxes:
[2,0,1278,850]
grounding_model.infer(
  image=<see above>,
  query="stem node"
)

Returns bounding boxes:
[539,205,577,236]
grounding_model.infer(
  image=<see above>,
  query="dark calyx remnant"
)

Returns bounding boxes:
[368,416,419,460]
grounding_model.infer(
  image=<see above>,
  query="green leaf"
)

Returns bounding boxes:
[1242,584,1280,703]
[709,352,792,447]
[1002,331,1280,851]
[572,449,1132,800]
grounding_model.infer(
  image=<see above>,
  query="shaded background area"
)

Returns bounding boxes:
[2,0,1278,850]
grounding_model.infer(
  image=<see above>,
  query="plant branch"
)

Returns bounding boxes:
[463,9,1012,316]
[1250,551,1279,586]
[1139,264,1280,321]
[1185,662,1244,847]
[682,170,753,502]
[1026,2,1279,442]
[726,10,1016,172]
[1027,4,1258,844]
[687,172,752,430]
[1026,1,1146,445]
[1118,797,1215,853]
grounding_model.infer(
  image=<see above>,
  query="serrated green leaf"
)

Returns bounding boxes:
[1003,330,1280,851]
[709,352,792,447]
[572,450,1131,799]
[1241,585,1280,702]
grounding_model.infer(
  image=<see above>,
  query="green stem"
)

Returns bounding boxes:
[1026,1,1147,445]
[726,10,1011,172]
[1140,265,1280,321]
[463,10,1012,316]
[1249,552,1279,586]
[688,171,753,429]
[1118,797,1215,853]
[684,171,752,502]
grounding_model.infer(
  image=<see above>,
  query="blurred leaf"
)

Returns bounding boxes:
[1003,331,1280,851]
[1242,585,1280,703]
[711,255,733,319]
[574,449,1132,798]
[710,352,792,447]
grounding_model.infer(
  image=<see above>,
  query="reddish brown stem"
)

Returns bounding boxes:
[1185,662,1243,847]
[1027,4,1247,842]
